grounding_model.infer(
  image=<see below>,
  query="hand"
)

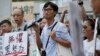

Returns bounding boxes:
[32,24,40,33]
[62,10,67,14]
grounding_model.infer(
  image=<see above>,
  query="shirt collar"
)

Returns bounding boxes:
[17,20,26,31]
[47,20,57,29]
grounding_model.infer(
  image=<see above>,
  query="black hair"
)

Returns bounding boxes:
[85,19,95,30]
[1,20,12,26]
[43,2,58,13]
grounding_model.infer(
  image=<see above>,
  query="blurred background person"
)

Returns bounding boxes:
[78,1,88,21]
[60,10,67,23]
[0,19,12,35]
[64,19,70,34]
[12,8,28,31]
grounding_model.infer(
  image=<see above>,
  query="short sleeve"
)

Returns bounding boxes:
[55,23,72,42]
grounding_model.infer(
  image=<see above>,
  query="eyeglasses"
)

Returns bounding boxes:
[43,8,53,11]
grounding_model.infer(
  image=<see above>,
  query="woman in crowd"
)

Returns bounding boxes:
[83,19,100,56]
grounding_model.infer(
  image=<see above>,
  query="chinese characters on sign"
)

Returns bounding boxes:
[3,31,28,56]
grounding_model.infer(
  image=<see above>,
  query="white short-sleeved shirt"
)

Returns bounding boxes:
[40,20,71,56]
[84,38,100,56]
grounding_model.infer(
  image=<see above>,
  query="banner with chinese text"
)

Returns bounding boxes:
[3,31,28,56]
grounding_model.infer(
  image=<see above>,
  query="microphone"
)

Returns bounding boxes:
[27,18,43,29]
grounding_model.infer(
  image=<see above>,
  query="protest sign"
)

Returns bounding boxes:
[3,31,28,56]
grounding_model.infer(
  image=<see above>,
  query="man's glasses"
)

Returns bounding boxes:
[43,8,53,11]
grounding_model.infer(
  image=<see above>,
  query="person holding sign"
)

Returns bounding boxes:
[0,19,12,35]
[0,20,13,56]
[12,8,39,56]
[12,8,28,31]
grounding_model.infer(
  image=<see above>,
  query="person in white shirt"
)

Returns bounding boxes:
[83,19,100,56]
[12,8,28,31]
[12,8,37,56]
[36,2,71,56]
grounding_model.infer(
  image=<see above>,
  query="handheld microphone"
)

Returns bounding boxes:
[27,18,43,29]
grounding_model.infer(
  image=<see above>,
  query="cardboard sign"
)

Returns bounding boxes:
[3,31,28,56]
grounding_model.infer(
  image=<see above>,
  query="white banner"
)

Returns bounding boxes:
[3,31,28,56]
